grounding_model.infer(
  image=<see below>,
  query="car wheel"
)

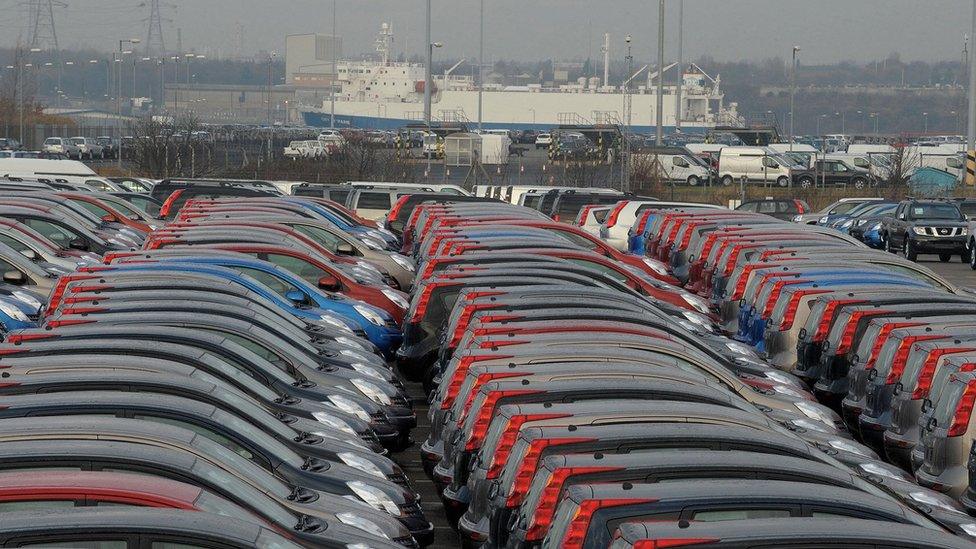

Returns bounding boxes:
[776,176,789,187]
[970,244,976,270]
[852,178,866,190]
[687,175,700,186]
[721,175,733,186]
[904,238,917,262]
[798,177,814,189]
[939,254,951,263]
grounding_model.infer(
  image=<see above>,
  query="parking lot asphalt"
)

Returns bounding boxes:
[916,256,976,289]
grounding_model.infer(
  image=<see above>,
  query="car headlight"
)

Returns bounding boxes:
[841,220,853,228]
[855,219,867,227]
[334,336,368,351]
[327,395,370,421]
[724,341,756,356]
[390,253,415,272]
[10,290,41,310]
[353,304,386,326]
[311,411,357,435]
[857,461,912,481]
[960,523,976,537]
[868,222,881,232]
[366,229,389,242]
[380,288,410,309]
[818,216,828,224]
[336,513,390,539]
[680,293,712,315]
[641,257,670,276]
[337,451,386,479]
[792,215,802,223]
[913,227,927,235]
[681,311,714,331]
[827,438,873,457]
[356,260,383,274]
[0,301,29,322]
[350,362,386,381]
[360,237,385,250]
[346,481,401,516]
[351,378,392,406]
[339,348,376,362]
[319,314,355,331]
[908,490,962,512]
[962,227,969,236]
[795,400,839,427]
[772,385,807,399]
[763,370,801,387]
[789,418,835,434]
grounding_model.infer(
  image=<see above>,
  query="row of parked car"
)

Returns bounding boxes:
[609,198,976,532]
[0,180,460,547]
[390,190,976,547]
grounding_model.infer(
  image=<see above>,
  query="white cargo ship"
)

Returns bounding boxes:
[300,24,741,133]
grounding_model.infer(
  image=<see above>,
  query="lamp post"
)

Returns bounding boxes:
[330,0,336,129]
[423,0,432,128]
[477,0,484,132]
[267,52,276,126]
[835,111,845,134]
[117,38,140,169]
[790,45,800,150]
[816,113,826,136]
[923,111,929,133]
[655,0,665,146]
[19,47,41,146]
[870,112,879,134]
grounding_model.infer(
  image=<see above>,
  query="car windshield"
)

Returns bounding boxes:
[909,203,963,221]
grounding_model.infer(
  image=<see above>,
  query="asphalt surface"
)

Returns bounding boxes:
[915,255,976,289]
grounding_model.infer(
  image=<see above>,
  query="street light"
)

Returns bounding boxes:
[870,112,879,134]
[117,38,140,168]
[790,45,800,150]
[923,111,929,133]
[816,113,827,136]
[835,111,845,134]
[19,47,42,145]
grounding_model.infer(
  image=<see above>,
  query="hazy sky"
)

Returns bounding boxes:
[5,0,976,64]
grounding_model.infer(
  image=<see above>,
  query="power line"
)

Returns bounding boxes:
[25,0,64,51]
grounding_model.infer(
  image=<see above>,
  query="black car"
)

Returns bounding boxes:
[881,199,969,262]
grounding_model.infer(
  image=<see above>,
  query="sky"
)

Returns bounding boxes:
[4,0,976,64]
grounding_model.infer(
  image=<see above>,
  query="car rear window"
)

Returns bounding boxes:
[356,191,392,210]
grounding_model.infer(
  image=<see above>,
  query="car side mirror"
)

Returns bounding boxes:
[318,275,342,292]
[336,243,355,256]
[898,213,906,220]
[67,237,89,251]
[18,249,40,261]
[285,289,309,305]
[2,270,26,285]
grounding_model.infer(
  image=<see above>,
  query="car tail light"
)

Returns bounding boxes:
[463,390,543,450]
[835,310,891,355]
[524,465,623,540]
[885,335,945,383]
[575,205,596,227]
[458,371,526,424]
[762,279,810,318]
[812,300,865,341]
[6,333,56,344]
[387,196,410,225]
[441,355,511,410]
[948,379,976,436]
[58,306,105,315]
[865,322,924,367]
[158,189,186,219]
[561,498,655,549]
[46,275,98,315]
[603,201,629,229]
[505,437,596,507]
[632,539,719,549]
[793,199,806,214]
[634,211,653,234]
[780,289,830,329]
[915,350,976,399]
[46,318,95,328]
[485,412,571,478]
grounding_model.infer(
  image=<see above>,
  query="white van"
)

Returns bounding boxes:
[717,146,810,187]
[847,144,896,156]
[633,151,711,186]
[345,181,469,196]
[0,158,120,191]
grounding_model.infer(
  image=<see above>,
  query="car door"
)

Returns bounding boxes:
[892,203,909,246]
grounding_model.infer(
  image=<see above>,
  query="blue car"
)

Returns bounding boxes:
[283,198,399,249]
[739,274,933,349]
[87,258,402,356]
[0,295,39,334]
[826,203,897,234]
[734,267,933,342]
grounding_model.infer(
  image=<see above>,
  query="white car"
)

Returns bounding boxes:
[575,205,613,237]
[70,137,104,160]
[42,137,81,159]
[600,200,726,251]
[534,133,553,149]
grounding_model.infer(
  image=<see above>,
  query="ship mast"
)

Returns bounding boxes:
[375,22,393,65]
